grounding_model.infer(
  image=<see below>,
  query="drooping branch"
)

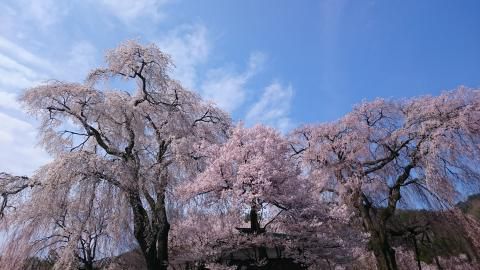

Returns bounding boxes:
[0,173,39,219]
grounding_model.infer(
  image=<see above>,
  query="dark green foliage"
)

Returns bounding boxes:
[458,194,480,220]
[386,195,480,266]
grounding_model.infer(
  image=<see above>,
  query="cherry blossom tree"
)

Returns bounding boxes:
[295,88,480,270]
[0,40,230,270]
[0,171,118,270]
[176,124,361,268]
[181,124,304,235]
[173,124,304,267]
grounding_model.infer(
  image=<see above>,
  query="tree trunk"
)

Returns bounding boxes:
[138,221,170,270]
[250,204,261,233]
[355,190,398,270]
[84,262,93,270]
[155,190,170,270]
[154,220,170,270]
[250,203,268,263]
[143,242,165,270]
[412,237,422,270]
[129,192,170,270]
[371,230,398,270]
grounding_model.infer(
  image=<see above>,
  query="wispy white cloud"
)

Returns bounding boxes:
[0,112,50,176]
[0,91,21,111]
[99,0,171,23]
[62,41,98,82]
[2,0,70,33]
[246,52,267,74]
[153,25,290,127]
[201,52,266,112]
[0,37,51,90]
[0,66,43,90]
[0,54,38,78]
[0,36,56,176]
[157,24,210,90]
[153,24,269,114]
[0,55,46,89]
[246,82,294,132]
[0,36,54,72]
[0,36,97,89]
[24,0,70,30]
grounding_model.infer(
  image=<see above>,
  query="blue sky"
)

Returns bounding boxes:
[0,0,479,175]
